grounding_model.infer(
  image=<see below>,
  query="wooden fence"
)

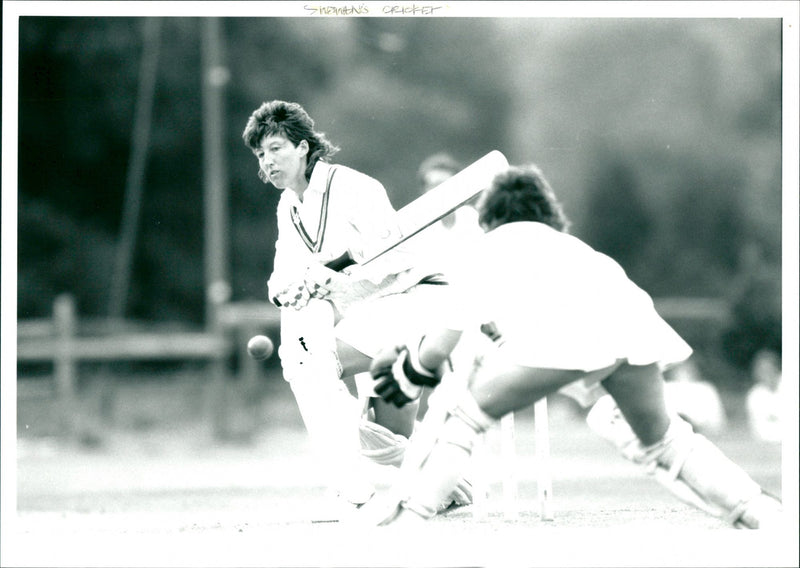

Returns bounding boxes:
[16,293,281,439]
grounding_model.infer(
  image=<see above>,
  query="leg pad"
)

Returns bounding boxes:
[587,395,779,528]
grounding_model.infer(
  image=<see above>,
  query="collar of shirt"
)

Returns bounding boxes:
[282,160,332,207]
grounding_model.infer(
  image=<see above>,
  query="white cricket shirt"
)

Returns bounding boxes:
[444,221,693,371]
[268,161,413,299]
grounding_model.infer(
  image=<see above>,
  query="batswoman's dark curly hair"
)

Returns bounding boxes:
[242,100,340,183]
[478,165,571,232]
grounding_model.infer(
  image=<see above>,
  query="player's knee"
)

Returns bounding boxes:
[359,419,408,466]
[372,397,419,439]
[441,390,497,452]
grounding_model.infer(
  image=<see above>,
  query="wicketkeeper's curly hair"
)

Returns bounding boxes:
[242,100,340,183]
[478,164,571,233]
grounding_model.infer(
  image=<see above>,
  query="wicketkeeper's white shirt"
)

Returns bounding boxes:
[443,221,693,372]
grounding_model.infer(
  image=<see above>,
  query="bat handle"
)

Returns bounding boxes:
[325,251,356,272]
[271,252,354,307]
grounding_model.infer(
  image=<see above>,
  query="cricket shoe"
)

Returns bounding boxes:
[379,503,429,528]
[352,493,430,528]
[349,492,406,527]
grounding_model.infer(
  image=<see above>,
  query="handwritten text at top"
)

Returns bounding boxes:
[304,4,445,16]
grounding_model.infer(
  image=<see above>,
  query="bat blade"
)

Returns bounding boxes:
[326,150,508,271]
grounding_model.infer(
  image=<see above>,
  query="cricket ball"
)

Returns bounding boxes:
[247,335,274,360]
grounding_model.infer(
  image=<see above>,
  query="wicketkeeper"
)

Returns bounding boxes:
[363,164,783,529]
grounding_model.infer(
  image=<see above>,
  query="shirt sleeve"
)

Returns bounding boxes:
[335,170,424,282]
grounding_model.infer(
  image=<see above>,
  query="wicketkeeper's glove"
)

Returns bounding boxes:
[370,342,444,408]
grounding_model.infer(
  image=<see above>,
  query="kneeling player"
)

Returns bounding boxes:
[365,164,783,529]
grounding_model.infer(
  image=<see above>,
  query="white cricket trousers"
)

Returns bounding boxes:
[279,300,374,504]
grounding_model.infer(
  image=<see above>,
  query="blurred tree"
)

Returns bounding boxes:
[504,18,781,300]
[17,196,117,318]
[640,158,749,297]
[18,17,211,322]
[720,244,782,380]
[311,18,512,207]
[579,156,653,281]
[18,17,143,228]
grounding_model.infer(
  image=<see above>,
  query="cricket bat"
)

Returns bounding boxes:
[326,150,509,271]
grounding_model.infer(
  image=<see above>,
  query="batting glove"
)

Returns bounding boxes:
[370,342,443,408]
[303,261,338,300]
[272,281,312,310]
